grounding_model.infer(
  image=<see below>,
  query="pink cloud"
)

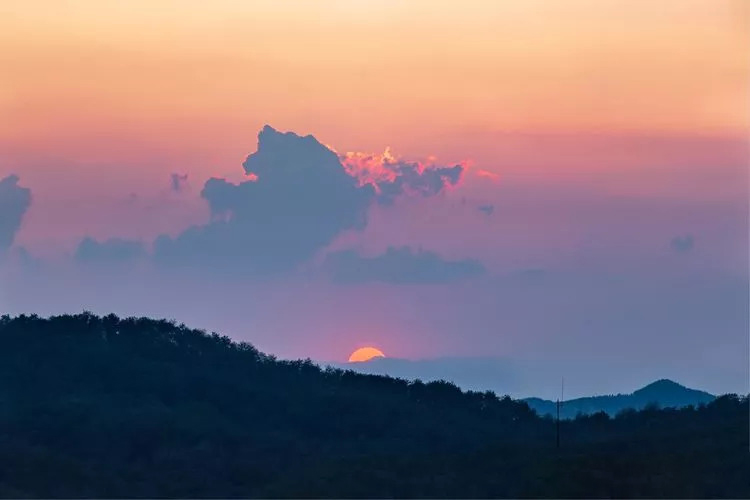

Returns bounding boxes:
[338,147,468,202]
[475,169,500,183]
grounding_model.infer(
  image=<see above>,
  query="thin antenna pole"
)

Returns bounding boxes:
[556,377,564,449]
[556,397,560,449]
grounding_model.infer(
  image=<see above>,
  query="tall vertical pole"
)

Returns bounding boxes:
[556,398,560,449]
[556,377,564,449]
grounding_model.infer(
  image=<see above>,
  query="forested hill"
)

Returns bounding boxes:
[525,379,716,419]
[0,313,747,498]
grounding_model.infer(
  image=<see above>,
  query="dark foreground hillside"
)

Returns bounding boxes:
[0,313,747,498]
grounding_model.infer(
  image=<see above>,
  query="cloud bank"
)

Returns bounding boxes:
[75,237,147,264]
[0,175,32,254]
[324,246,485,284]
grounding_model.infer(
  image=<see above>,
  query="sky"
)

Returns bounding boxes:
[0,0,748,398]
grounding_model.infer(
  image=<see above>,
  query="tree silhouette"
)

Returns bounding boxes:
[0,313,746,497]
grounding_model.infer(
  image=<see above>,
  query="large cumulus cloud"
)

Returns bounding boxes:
[154,126,467,276]
[0,175,32,255]
[154,126,373,276]
[324,246,485,284]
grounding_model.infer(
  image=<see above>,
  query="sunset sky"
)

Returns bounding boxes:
[1,0,747,397]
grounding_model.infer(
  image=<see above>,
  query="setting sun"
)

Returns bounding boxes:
[348,347,385,363]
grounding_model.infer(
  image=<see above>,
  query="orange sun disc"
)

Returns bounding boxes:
[348,347,385,363]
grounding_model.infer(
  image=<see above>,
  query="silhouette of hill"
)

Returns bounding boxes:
[0,313,747,498]
[332,356,713,401]
[524,379,716,419]
[329,356,519,394]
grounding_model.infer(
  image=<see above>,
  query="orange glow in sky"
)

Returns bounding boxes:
[0,0,746,163]
[348,347,386,363]
[1,0,747,253]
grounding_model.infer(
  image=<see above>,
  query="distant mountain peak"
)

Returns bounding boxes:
[525,378,715,419]
[635,379,685,392]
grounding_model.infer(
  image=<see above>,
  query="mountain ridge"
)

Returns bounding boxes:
[331,356,719,408]
[524,378,716,419]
